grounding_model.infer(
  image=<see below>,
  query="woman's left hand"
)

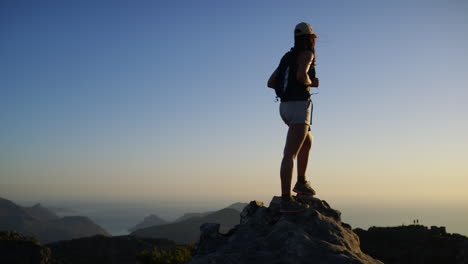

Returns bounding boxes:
[311,78,319,87]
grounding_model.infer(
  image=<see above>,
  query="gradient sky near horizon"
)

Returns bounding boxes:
[1,0,467,220]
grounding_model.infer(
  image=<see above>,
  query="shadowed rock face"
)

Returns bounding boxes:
[190,196,383,264]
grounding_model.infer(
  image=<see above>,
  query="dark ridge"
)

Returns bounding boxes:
[355,225,468,264]
[47,235,176,264]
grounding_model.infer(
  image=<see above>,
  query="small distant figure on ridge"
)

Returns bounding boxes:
[267,22,320,213]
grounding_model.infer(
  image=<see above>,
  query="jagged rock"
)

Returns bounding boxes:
[190,196,383,264]
[240,201,263,220]
[196,223,227,255]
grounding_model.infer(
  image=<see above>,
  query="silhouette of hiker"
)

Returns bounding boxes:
[268,22,319,213]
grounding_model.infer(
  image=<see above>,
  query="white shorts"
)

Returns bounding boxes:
[279,101,312,126]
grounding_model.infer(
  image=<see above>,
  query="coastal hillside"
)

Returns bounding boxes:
[128,214,168,232]
[131,208,240,244]
[0,197,109,243]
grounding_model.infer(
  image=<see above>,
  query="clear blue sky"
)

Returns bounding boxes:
[1,0,468,232]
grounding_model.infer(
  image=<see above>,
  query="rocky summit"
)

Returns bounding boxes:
[190,196,383,264]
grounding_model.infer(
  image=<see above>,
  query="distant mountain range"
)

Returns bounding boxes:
[129,202,248,244]
[2,197,468,264]
[131,208,240,244]
[23,203,59,221]
[0,197,109,243]
[170,202,248,223]
[128,214,168,232]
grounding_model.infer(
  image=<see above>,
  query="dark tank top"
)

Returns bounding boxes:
[280,49,315,102]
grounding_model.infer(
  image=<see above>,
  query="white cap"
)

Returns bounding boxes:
[294,22,315,37]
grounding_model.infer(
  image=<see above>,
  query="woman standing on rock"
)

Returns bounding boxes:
[267,22,319,213]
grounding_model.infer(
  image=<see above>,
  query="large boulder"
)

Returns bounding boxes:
[190,196,383,264]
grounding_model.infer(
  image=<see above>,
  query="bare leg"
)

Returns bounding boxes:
[280,124,309,197]
[297,132,313,183]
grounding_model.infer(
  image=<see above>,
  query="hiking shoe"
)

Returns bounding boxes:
[280,197,309,213]
[293,181,316,196]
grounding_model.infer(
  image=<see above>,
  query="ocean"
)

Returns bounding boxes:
[48,199,468,237]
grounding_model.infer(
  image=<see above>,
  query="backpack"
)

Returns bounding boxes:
[274,50,316,101]
[274,51,295,100]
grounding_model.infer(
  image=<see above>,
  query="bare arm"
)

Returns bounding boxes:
[267,67,279,88]
[296,51,314,86]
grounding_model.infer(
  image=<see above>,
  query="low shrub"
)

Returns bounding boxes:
[137,242,195,264]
